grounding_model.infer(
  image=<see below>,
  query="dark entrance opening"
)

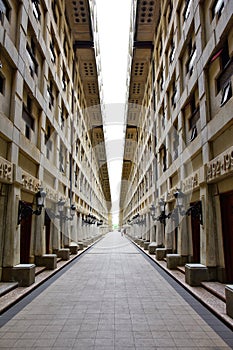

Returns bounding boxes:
[191,201,201,263]
[45,211,51,254]
[20,202,32,263]
[220,191,233,283]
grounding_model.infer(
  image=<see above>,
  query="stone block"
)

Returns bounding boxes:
[148,242,157,254]
[156,248,167,260]
[225,285,233,318]
[166,254,181,270]
[57,248,70,260]
[77,242,84,250]
[139,239,145,247]
[185,263,208,286]
[35,254,57,270]
[12,264,35,287]
[143,241,150,250]
[69,243,78,255]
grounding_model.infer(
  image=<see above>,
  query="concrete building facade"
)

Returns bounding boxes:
[0,0,111,285]
[120,0,233,284]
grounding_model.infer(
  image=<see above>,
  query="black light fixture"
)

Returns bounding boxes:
[157,198,170,225]
[97,219,103,227]
[18,188,46,224]
[173,189,203,225]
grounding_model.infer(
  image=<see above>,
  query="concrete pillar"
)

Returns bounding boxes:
[3,185,21,267]
[34,212,46,256]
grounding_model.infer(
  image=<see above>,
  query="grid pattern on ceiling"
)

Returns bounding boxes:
[132,83,141,94]
[138,0,155,24]
[87,82,97,94]
[89,98,99,106]
[72,0,88,23]
[83,62,94,76]
[129,99,139,105]
[134,62,145,76]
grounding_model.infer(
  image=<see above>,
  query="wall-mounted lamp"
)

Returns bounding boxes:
[173,189,203,225]
[18,188,46,224]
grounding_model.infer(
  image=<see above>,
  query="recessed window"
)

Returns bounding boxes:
[183,0,191,21]
[26,40,38,77]
[32,0,41,21]
[186,40,196,76]
[212,0,224,20]
[171,82,177,108]
[50,42,56,63]
[220,82,232,107]
[47,82,54,109]
[0,73,5,94]
[0,0,10,21]
[22,99,34,140]
[169,39,175,64]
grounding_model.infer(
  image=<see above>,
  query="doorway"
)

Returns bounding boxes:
[191,201,201,263]
[220,191,233,283]
[45,211,51,254]
[20,202,32,263]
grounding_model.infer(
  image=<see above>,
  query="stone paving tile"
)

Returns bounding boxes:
[0,232,232,350]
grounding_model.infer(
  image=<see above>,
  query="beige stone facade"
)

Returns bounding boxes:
[120,0,233,283]
[0,0,111,283]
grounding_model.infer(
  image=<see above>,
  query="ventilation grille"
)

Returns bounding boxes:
[134,62,145,76]
[72,0,88,23]
[83,62,94,76]
[87,82,97,94]
[138,0,155,24]
[132,83,141,94]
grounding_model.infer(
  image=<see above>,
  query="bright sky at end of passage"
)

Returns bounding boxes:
[96,0,132,225]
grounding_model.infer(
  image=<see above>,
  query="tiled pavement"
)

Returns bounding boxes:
[0,232,233,349]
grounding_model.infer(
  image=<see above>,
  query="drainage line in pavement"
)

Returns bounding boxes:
[129,239,233,347]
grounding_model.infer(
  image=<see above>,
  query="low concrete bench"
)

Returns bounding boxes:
[143,241,150,250]
[148,242,157,254]
[57,248,70,260]
[185,263,208,286]
[166,254,181,270]
[12,264,35,287]
[156,248,167,260]
[69,243,79,255]
[77,241,84,250]
[35,254,57,270]
[225,285,233,318]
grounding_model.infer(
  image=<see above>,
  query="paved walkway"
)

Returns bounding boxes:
[0,231,232,349]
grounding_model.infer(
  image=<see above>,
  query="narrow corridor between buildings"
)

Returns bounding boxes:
[0,232,232,349]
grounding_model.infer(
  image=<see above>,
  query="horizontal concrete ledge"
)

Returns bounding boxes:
[225,285,233,319]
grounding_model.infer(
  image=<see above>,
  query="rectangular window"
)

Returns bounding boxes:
[183,0,191,21]
[47,82,54,109]
[169,39,175,63]
[0,73,5,94]
[171,82,177,107]
[50,42,56,63]
[22,103,34,140]
[212,0,224,19]
[59,144,65,173]
[26,41,38,77]
[32,0,41,21]
[0,0,10,21]
[220,81,232,107]
[186,40,196,76]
